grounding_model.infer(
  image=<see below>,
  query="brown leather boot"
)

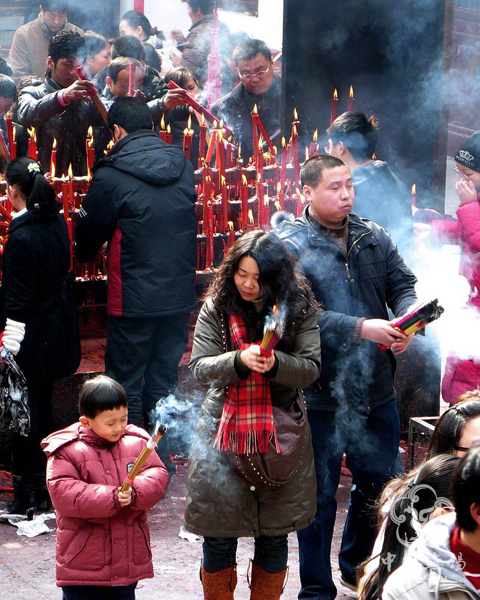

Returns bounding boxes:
[200,563,237,599]
[249,562,288,599]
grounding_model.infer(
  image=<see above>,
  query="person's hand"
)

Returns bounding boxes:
[361,319,410,349]
[118,487,132,507]
[170,30,185,44]
[456,178,477,203]
[240,344,275,373]
[63,80,97,103]
[133,89,147,102]
[169,52,182,67]
[162,88,188,110]
[390,332,414,354]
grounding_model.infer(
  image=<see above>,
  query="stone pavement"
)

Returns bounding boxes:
[0,465,356,600]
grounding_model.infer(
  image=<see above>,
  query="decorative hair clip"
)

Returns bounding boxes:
[27,162,41,177]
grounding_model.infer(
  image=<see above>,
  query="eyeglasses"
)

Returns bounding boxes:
[237,63,272,81]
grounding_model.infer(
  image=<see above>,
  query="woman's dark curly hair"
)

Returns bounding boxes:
[207,230,317,331]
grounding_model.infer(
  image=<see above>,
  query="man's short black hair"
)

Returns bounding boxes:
[78,375,128,419]
[233,39,271,65]
[452,444,480,532]
[107,96,152,133]
[300,155,347,188]
[0,75,17,100]
[48,30,86,65]
[326,112,379,163]
[111,36,146,62]
[185,0,214,15]
[40,0,68,11]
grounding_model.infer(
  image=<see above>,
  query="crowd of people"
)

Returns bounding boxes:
[1,1,480,600]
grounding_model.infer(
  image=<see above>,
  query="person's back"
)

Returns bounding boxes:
[42,376,168,598]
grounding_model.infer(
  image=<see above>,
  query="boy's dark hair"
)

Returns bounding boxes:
[107,57,143,84]
[79,375,128,418]
[84,31,109,59]
[41,0,68,11]
[453,443,480,532]
[111,36,146,62]
[300,155,347,188]
[326,111,379,163]
[185,0,214,15]
[107,96,152,133]
[233,39,271,65]
[121,10,154,36]
[0,74,17,100]
[164,66,199,90]
[48,30,86,66]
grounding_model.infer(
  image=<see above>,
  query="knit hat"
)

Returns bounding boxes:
[455,131,480,173]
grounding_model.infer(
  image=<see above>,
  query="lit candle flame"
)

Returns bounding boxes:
[252,104,258,116]
[275,200,281,210]
[293,108,298,121]
[167,124,171,134]
[305,146,309,161]
[221,175,226,186]
[411,184,417,195]
[313,129,318,142]
[277,181,281,193]
[187,114,192,130]
[160,115,166,130]
[213,119,218,128]
[52,137,57,150]
[87,126,93,138]
[248,209,254,224]
[282,136,286,149]
[219,119,224,129]
[273,304,277,313]
[228,221,234,231]
[349,85,354,98]
[27,126,36,141]
[12,126,16,142]
[333,89,338,100]
[68,164,73,178]
[293,124,298,137]
[242,174,248,185]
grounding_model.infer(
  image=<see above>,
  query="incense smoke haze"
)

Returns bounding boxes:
[149,393,201,456]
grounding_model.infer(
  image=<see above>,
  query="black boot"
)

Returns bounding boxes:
[34,471,52,511]
[7,475,35,518]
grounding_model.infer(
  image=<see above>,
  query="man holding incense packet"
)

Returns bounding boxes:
[276,155,419,599]
[42,375,168,599]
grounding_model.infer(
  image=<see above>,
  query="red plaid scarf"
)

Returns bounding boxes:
[213,313,281,455]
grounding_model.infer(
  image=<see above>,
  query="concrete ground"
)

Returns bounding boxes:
[0,467,355,600]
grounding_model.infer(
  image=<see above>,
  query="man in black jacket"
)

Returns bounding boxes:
[212,38,281,162]
[16,29,105,176]
[276,155,417,599]
[75,97,197,476]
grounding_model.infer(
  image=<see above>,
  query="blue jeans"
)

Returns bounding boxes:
[297,401,400,599]
[62,583,137,599]
[203,535,288,573]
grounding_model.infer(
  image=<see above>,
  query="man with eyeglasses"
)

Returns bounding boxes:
[212,38,281,161]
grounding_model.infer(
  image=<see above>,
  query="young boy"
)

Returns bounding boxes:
[41,375,168,599]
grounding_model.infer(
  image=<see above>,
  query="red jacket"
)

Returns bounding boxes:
[430,194,480,403]
[42,423,168,587]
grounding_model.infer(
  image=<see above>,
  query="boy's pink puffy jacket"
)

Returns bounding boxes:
[431,194,480,403]
[42,423,168,587]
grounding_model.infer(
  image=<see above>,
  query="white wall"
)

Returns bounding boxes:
[119,0,283,50]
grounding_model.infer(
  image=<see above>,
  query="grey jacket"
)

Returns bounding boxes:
[383,513,480,600]
[184,298,321,538]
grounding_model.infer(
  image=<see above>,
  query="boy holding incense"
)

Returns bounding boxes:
[41,375,168,599]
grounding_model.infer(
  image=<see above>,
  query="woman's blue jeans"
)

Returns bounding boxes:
[203,535,288,573]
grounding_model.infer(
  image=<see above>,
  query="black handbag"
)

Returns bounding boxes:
[220,312,307,488]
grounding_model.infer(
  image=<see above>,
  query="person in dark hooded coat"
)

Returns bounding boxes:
[75,96,197,477]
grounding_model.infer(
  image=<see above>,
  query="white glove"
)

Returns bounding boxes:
[2,318,26,355]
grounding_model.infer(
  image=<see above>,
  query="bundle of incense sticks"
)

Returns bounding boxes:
[379,298,444,351]
[260,305,285,356]
[74,65,109,125]
[119,424,167,493]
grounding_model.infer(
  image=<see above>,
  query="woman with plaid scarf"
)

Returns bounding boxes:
[185,230,321,599]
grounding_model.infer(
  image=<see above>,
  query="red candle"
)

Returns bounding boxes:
[198,116,207,169]
[6,117,14,159]
[61,182,70,220]
[216,134,226,180]
[411,183,417,207]
[280,137,287,190]
[50,138,57,176]
[257,176,265,228]
[10,126,16,160]
[292,124,300,188]
[206,204,214,268]
[220,175,228,232]
[296,190,304,217]
[205,129,217,165]
[241,174,249,230]
[251,106,259,166]
[256,140,264,180]
[309,129,319,157]
[330,89,338,125]
[28,127,37,160]
[226,143,234,169]
[159,115,167,142]
[347,85,354,111]
[166,124,173,145]
[227,223,235,250]
[277,181,284,210]
[182,115,194,161]
[128,62,136,97]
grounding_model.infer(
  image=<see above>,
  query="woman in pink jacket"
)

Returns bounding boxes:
[431,132,480,404]
[41,375,168,600]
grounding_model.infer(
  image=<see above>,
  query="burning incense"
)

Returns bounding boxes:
[260,305,285,356]
[379,298,444,351]
[75,65,109,125]
[166,80,234,137]
[119,424,167,493]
